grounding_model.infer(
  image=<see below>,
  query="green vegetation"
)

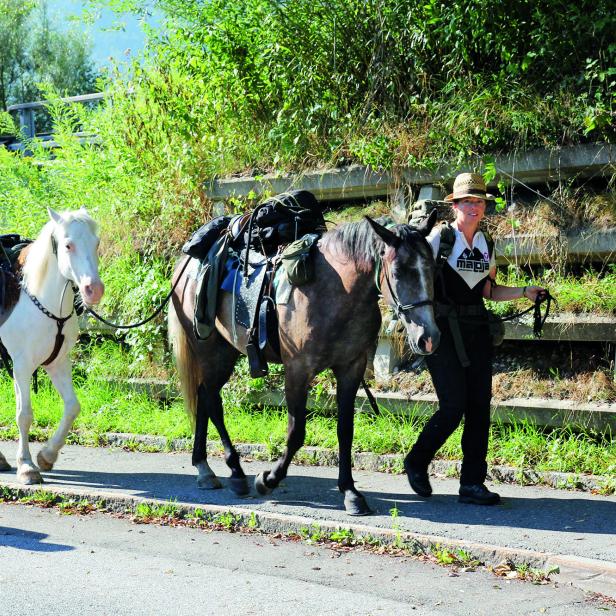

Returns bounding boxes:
[134,499,180,520]
[91,0,615,173]
[1,0,614,365]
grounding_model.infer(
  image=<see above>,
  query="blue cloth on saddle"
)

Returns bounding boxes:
[221,253,267,294]
[221,251,270,329]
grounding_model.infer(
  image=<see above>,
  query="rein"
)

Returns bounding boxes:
[489,290,556,338]
[85,257,192,330]
[361,253,434,416]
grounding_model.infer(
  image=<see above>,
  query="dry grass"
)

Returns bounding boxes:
[380,341,616,404]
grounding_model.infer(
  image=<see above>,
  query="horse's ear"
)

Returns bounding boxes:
[47,207,62,225]
[412,209,438,237]
[365,216,401,249]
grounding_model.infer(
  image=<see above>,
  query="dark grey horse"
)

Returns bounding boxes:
[168,212,440,515]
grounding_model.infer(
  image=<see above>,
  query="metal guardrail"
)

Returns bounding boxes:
[204,143,616,203]
[4,93,105,148]
[495,228,616,265]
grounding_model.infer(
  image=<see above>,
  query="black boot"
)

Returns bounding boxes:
[458,483,500,505]
[404,456,432,497]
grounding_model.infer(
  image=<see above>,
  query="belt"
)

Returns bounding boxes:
[435,302,488,368]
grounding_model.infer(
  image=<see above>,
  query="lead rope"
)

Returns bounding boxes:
[85,257,191,329]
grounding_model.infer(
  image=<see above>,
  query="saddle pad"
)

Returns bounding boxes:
[222,251,268,329]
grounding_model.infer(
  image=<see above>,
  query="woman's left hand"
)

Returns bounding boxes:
[523,285,547,302]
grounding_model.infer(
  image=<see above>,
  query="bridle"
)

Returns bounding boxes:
[377,255,434,320]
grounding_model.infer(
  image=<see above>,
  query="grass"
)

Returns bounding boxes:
[0,363,614,479]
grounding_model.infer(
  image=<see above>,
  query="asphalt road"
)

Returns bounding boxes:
[0,441,615,603]
[0,502,611,616]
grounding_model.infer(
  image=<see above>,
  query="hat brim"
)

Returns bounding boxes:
[445,191,495,202]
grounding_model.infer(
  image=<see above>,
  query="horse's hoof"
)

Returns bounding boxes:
[36,450,55,471]
[17,467,44,485]
[197,474,223,490]
[229,477,250,497]
[0,454,11,472]
[344,492,373,516]
[255,471,273,496]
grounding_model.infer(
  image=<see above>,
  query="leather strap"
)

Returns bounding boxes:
[22,285,73,366]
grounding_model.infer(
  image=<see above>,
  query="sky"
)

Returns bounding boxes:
[45,0,160,69]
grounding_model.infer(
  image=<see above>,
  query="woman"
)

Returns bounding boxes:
[405,173,545,505]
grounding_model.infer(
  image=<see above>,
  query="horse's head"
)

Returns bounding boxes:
[48,207,105,306]
[366,211,440,355]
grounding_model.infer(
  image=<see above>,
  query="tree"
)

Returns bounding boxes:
[0,0,35,109]
[0,0,99,111]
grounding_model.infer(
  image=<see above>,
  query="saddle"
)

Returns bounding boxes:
[0,235,32,376]
[185,190,326,377]
[0,235,31,324]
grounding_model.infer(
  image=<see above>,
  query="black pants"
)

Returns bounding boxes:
[408,318,493,485]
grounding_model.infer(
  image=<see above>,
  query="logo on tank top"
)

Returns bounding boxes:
[456,247,490,273]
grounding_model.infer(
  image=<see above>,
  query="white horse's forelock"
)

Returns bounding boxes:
[22,209,99,296]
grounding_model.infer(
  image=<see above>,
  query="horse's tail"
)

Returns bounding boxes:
[168,296,200,427]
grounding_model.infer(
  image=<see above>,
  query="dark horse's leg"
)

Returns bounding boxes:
[193,340,248,496]
[333,354,373,516]
[255,367,310,495]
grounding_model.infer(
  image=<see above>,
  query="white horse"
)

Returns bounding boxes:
[0,208,104,484]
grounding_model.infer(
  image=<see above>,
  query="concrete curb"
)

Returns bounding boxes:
[101,432,615,495]
[3,478,615,599]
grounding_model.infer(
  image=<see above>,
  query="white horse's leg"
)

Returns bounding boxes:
[14,363,43,484]
[37,357,79,471]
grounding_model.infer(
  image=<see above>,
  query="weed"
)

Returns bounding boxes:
[134,500,180,521]
[299,523,324,543]
[247,511,259,529]
[431,544,457,566]
[329,527,355,545]
[19,490,57,508]
[445,464,459,478]
[431,544,482,568]
[491,560,559,584]
[212,511,241,530]
[58,499,97,515]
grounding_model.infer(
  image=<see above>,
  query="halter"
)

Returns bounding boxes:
[377,256,434,320]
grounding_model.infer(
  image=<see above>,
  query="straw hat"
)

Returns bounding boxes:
[444,173,495,202]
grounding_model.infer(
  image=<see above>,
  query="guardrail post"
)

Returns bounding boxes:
[17,108,35,139]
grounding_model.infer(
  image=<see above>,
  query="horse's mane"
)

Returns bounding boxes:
[22,210,98,296]
[321,219,420,272]
[320,219,381,272]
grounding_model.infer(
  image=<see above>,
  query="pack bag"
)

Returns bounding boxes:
[244,190,326,255]
[280,233,320,286]
[0,234,31,269]
[435,223,504,347]
[182,215,232,260]
[0,234,31,312]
